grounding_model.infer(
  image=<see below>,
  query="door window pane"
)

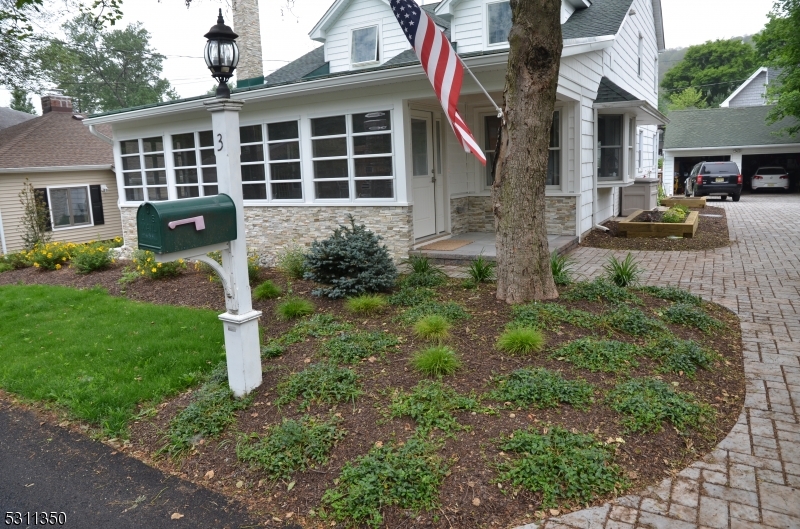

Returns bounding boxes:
[411,119,428,176]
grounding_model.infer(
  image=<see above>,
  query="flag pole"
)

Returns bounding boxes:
[458,56,504,122]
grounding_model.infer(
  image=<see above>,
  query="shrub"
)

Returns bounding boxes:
[552,338,641,373]
[162,363,251,457]
[1,252,31,269]
[345,294,388,315]
[511,302,599,330]
[487,368,594,410]
[321,437,448,529]
[403,255,448,288]
[645,337,716,378]
[29,241,72,270]
[0,262,12,273]
[253,280,282,300]
[550,252,574,286]
[603,253,642,287]
[604,306,668,337]
[465,254,495,283]
[387,380,481,436]
[564,278,640,305]
[411,346,461,377]
[132,249,186,279]
[398,301,469,324]
[662,303,723,333]
[321,331,399,364]
[640,285,702,306]
[662,206,688,223]
[412,314,451,342]
[388,285,436,306]
[496,327,545,355]
[236,416,345,481]
[70,243,114,274]
[276,297,315,320]
[304,216,398,298]
[606,378,715,433]
[276,362,361,410]
[494,426,627,508]
[276,243,308,280]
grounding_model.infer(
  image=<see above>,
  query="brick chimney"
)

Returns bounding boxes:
[41,94,73,114]
[233,0,265,88]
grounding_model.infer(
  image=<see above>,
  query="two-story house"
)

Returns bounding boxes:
[83,0,666,263]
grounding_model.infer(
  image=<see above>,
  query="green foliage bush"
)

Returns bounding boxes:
[132,249,186,279]
[387,285,436,306]
[276,243,308,280]
[236,416,345,480]
[0,252,31,270]
[262,314,353,358]
[344,294,388,315]
[604,306,668,337]
[276,362,361,410]
[276,297,315,320]
[403,255,448,288]
[162,363,251,457]
[321,331,399,364]
[495,426,628,508]
[387,380,482,436]
[411,346,461,377]
[511,302,600,330]
[640,285,702,305]
[70,242,114,274]
[662,303,723,333]
[29,241,71,270]
[304,216,397,298]
[321,437,448,528]
[606,378,715,433]
[0,262,12,273]
[253,279,282,300]
[412,314,451,342]
[563,278,640,305]
[496,327,545,355]
[487,368,594,410]
[662,206,688,223]
[645,337,717,378]
[553,338,641,373]
[603,253,642,287]
[550,253,574,286]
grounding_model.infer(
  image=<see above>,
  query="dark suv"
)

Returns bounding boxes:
[685,161,743,201]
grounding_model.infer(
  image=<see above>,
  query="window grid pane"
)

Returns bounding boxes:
[266,120,302,201]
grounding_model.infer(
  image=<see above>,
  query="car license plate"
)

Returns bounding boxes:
[766,184,775,187]
[715,178,725,182]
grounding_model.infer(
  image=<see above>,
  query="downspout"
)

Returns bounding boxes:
[88,124,113,145]
[0,207,7,254]
[592,107,609,232]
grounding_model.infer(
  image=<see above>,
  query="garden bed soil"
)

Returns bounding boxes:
[582,206,730,251]
[0,264,745,529]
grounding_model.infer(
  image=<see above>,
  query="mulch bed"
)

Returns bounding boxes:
[0,264,745,529]
[581,206,730,252]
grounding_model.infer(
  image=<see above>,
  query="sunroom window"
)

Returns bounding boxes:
[120,137,167,201]
[240,121,303,201]
[172,131,218,199]
[352,26,379,65]
[487,1,512,45]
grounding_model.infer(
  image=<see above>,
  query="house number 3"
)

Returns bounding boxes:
[217,133,223,151]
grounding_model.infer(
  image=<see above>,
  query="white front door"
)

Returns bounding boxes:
[411,112,436,239]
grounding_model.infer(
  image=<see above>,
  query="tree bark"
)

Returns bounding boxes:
[493,0,562,304]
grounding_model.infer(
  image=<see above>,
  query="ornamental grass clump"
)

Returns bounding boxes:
[550,252,574,286]
[276,297,315,320]
[276,243,308,280]
[402,255,448,288]
[132,249,186,279]
[496,327,545,355]
[412,314,452,342]
[603,252,642,287]
[253,280,282,300]
[304,215,397,298]
[345,294,388,315]
[411,346,461,377]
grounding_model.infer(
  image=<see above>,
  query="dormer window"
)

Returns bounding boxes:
[352,26,379,66]
[487,1,512,45]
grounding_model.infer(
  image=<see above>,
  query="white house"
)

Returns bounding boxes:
[83,0,666,263]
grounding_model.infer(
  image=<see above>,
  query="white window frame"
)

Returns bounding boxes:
[311,111,396,202]
[171,130,218,200]
[638,129,644,171]
[119,136,168,203]
[637,34,643,78]
[485,0,512,48]
[597,113,625,181]
[654,57,658,93]
[240,121,304,203]
[350,25,380,67]
[46,185,94,231]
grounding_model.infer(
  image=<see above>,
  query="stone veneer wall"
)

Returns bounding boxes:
[449,195,576,236]
[119,205,414,265]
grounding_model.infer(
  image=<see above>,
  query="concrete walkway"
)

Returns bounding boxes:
[527,194,800,529]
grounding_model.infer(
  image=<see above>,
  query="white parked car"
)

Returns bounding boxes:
[751,166,790,191]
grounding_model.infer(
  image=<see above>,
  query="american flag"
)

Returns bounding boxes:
[391,0,486,166]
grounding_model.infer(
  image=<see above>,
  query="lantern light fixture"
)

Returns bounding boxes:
[204,9,240,98]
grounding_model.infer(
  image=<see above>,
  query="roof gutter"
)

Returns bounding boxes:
[562,35,615,57]
[0,164,112,174]
[88,124,113,145]
[664,143,800,152]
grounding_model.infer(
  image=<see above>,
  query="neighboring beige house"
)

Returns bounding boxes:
[0,107,36,131]
[0,95,122,254]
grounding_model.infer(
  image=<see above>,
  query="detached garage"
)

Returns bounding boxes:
[663,105,800,195]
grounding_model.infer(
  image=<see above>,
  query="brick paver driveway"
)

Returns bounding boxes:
[534,194,800,529]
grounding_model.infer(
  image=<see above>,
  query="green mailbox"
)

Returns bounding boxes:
[137,194,237,254]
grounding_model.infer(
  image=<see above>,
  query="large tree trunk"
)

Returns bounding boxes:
[493,0,562,304]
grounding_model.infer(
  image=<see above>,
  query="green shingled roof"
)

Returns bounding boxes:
[664,106,800,149]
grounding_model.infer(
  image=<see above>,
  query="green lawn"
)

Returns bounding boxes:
[0,285,225,435]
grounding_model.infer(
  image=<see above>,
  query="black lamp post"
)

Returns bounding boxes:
[204,9,240,98]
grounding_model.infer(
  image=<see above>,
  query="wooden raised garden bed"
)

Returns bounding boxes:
[619,209,700,238]
[661,197,706,208]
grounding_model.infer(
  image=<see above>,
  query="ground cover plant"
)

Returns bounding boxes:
[0,263,745,529]
[662,303,723,333]
[603,306,667,337]
[0,284,224,436]
[563,278,641,305]
[553,338,642,373]
[639,285,702,305]
[397,300,470,324]
[320,330,399,364]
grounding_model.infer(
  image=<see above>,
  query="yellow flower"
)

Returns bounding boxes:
[136,266,141,270]
[178,259,184,264]
[157,263,162,267]
[141,271,145,275]
[55,264,61,270]
[47,253,53,258]
[62,257,67,261]
[33,262,40,268]
[151,267,157,273]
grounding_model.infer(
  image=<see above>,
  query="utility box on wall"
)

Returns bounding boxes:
[621,178,659,216]
[136,194,237,254]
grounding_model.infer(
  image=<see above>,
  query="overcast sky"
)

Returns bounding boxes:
[0,0,779,111]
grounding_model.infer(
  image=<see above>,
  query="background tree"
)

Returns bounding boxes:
[754,0,800,136]
[661,39,758,107]
[492,0,561,303]
[10,88,37,114]
[32,14,179,113]
[668,87,708,111]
